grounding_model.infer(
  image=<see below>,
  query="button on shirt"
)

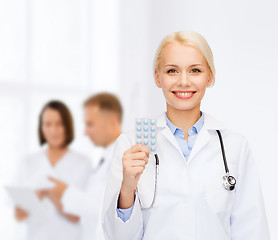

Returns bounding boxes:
[165,112,204,160]
[116,112,204,222]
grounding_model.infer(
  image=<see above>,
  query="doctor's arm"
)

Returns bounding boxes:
[118,144,149,209]
[102,134,148,240]
[230,140,270,240]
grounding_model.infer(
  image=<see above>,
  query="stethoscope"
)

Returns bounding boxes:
[216,130,237,191]
[137,130,236,210]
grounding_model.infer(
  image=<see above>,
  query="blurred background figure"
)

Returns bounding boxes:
[14,100,92,240]
[46,93,123,240]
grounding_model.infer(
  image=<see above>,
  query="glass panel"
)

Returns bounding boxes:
[0,96,25,240]
[0,0,21,82]
[29,0,86,88]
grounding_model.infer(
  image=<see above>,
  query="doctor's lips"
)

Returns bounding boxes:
[172,91,197,99]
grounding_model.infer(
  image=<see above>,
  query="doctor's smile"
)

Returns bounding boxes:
[172,91,197,99]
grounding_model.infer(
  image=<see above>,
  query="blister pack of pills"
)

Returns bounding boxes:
[135,118,157,152]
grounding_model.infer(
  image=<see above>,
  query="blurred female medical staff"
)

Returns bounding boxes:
[15,100,91,240]
[102,31,270,239]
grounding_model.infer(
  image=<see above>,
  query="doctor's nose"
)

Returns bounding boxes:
[177,73,191,87]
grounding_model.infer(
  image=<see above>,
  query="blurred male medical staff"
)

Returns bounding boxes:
[45,93,123,240]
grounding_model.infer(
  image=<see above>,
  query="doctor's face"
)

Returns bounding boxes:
[41,108,66,148]
[155,42,212,112]
[84,105,111,147]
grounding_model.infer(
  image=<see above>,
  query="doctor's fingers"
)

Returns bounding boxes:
[123,152,149,164]
[124,160,147,168]
[126,166,146,176]
[124,144,150,157]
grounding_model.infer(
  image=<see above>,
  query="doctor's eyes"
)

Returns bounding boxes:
[167,69,177,74]
[190,68,201,73]
[166,68,202,74]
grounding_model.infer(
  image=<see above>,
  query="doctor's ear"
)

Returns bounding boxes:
[155,70,162,88]
[206,72,213,87]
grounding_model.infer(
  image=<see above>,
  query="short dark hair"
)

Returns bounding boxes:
[84,92,123,123]
[38,100,74,146]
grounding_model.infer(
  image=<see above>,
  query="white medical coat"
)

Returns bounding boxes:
[62,143,115,240]
[102,112,270,240]
[16,149,92,240]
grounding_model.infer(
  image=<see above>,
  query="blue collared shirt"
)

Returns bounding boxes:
[165,112,204,160]
[116,112,204,222]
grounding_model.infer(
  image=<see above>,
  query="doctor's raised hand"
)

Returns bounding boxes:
[119,144,150,209]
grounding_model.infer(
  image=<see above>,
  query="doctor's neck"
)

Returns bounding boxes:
[166,105,201,134]
[47,145,68,166]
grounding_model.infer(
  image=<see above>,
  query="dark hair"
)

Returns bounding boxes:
[38,100,74,146]
[83,92,123,123]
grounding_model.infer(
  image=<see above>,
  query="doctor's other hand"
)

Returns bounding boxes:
[47,176,68,201]
[39,177,68,212]
[41,177,79,223]
[15,206,29,221]
[119,144,149,209]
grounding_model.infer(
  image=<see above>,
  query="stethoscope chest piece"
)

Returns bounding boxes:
[222,174,236,191]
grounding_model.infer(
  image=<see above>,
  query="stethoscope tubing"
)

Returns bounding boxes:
[137,130,236,209]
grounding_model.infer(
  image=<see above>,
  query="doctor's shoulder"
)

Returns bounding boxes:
[217,128,249,148]
[204,113,250,149]
[213,123,255,170]
[14,150,47,183]
[13,151,42,184]
[24,150,47,164]
[205,113,254,163]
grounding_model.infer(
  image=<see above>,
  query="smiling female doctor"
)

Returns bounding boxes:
[102,31,270,240]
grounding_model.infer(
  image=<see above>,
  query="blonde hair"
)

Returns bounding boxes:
[154,31,215,86]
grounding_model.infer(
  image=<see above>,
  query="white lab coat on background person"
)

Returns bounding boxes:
[15,149,92,240]
[62,143,115,240]
[102,112,270,240]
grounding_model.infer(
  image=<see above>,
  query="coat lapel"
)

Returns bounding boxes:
[157,113,186,160]
[160,127,185,159]
[187,127,211,163]
[187,113,226,163]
